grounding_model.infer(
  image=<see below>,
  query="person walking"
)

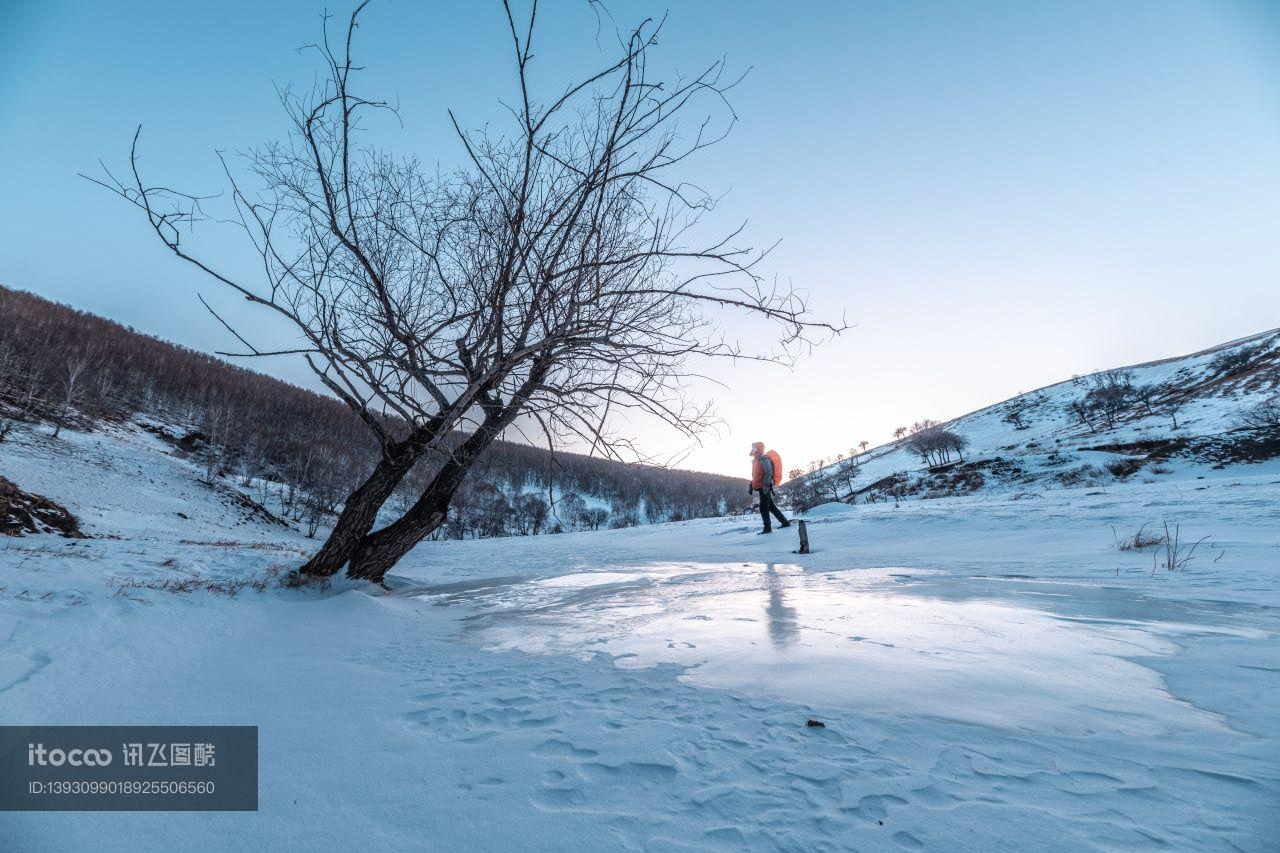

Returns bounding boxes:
[749,442,790,534]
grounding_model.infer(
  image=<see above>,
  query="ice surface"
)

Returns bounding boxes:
[428,562,1222,736]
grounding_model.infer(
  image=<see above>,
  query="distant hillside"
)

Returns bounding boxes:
[0,285,749,536]
[786,329,1280,509]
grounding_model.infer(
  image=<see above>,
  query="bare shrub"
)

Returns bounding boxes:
[1235,398,1280,431]
[1056,464,1106,487]
[1104,457,1144,479]
[1153,522,1209,572]
[1209,343,1265,377]
[1111,522,1164,551]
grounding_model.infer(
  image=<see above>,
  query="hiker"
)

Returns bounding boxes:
[749,442,790,535]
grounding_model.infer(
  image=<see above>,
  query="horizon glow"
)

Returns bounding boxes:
[2,0,1278,477]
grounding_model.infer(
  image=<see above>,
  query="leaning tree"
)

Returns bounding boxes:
[91,1,842,582]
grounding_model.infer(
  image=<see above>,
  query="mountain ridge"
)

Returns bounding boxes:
[788,326,1280,509]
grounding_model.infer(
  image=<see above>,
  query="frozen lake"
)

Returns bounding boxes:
[411,561,1247,737]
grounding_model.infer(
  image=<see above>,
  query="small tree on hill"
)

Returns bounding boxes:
[1236,398,1280,431]
[51,355,91,439]
[781,473,823,514]
[557,492,587,531]
[1073,369,1135,430]
[835,456,860,497]
[579,507,610,532]
[906,424,968,468]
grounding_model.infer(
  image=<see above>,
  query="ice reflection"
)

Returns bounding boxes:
[418,562,1223,736]
[763,563,799,648]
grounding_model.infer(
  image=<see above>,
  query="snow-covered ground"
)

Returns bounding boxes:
[1,419,1278,851]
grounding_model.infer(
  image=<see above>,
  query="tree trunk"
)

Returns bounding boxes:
[347,363,551,582]
[298,433,428,577]
[346,448,480,581]
[347,407,527,582]
[346,425,502,580]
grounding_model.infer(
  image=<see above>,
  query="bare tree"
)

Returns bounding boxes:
[197,403,232,485]
[302,462,349,538]
[1001,395,1040,430]
[1236,398,1280,431]
[906,424,968,468]
[555,492,588,531]
[780,472,823,514]
[0,343,42,442]
[835,455,860,496]
[579,507,610,531]
[1159,396,1186,430]
[510,492,548,535]
[51,355,91,439]
[90,2,841,581]
[1132,383,1161,416]
[1074,369,1135,430]
[1068,398,1098,433]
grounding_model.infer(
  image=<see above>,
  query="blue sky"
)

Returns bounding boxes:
[2,0,1278,476]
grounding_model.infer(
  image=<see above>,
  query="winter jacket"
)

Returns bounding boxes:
[752,453,775,491]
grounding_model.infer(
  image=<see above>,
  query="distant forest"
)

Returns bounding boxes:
[0,286,750,537]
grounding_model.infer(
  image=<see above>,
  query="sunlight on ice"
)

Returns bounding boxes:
[441,562,1226,737]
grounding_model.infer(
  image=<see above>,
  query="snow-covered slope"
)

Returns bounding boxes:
[799,329,1280,504]
[1,336,1278,851]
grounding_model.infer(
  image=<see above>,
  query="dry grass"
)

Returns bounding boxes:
[1153,522,1211,572]
[177,539,309,556]
[110,563,291,598]
[1112,522,1166,551]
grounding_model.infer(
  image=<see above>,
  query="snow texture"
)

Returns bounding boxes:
[1,335,1278,851]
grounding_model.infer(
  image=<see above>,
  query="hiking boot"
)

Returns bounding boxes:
[780,521,791,528]
[757,529,772,535]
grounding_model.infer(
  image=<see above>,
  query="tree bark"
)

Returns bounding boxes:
[298,432,427,577]
[345,421,502,581]
[347,362,551,582]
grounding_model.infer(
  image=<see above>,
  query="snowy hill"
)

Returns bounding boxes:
[1,330,1278,851]
[0,284,748,535]
[792,329,1280,506]
[3,407,1279,850]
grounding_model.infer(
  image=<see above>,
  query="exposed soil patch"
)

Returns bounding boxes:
[1079,438,1190,460]
[857,457,1030,502]
[0,476,84,537]
[206,483,290,528]
[1189,428,1280,466]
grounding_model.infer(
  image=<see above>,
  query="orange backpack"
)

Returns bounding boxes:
[766,450,783,486]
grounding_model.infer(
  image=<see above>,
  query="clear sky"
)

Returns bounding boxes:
[2,0,1278,477]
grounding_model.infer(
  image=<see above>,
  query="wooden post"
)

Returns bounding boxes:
[797,520,810,554]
